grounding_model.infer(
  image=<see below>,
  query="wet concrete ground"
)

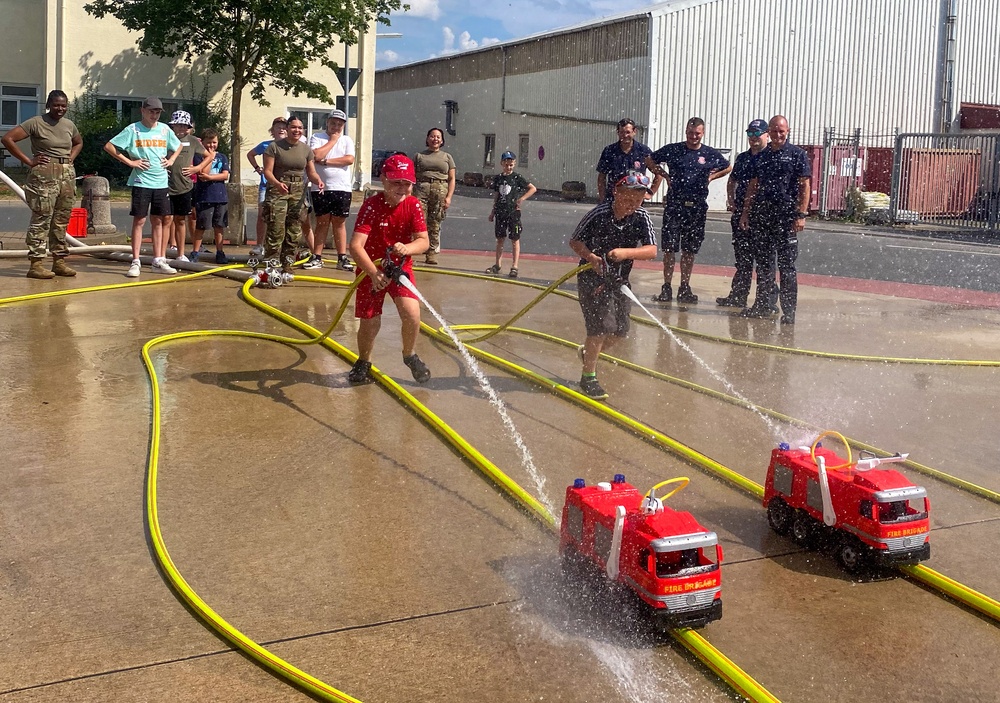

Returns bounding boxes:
[2,249,999,702]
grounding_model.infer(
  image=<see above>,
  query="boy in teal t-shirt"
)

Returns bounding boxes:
[104,96,181,277]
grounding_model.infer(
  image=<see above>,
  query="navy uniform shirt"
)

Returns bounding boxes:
[750,142,811,210]
[571,202,656,282]
[649,142,729,204]
[596,140,654,201]
[730,148,765,217]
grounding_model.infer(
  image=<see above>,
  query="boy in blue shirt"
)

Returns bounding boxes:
[104,96,181,277]
[487,151,536,278]
[190,128,231,264]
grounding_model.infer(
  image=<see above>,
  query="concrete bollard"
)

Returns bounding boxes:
[81,176,117,236]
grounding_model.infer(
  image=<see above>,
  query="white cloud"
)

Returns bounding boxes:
[404,0,441,20]
[440,26,502,55]
[381,49,399,62]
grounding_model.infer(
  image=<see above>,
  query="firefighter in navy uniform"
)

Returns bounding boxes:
[717,119,770,308]
[738,115,811,324]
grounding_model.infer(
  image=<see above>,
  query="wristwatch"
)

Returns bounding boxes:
[796,211,808,219]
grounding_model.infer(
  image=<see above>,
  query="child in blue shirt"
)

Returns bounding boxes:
[190,128,231,263]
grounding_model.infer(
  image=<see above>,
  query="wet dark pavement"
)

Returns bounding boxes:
[2,249,999,702]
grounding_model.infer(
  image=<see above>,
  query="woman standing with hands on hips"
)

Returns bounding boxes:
[413,128,455,265]
[261,116,324,274]
[2,89,83,279]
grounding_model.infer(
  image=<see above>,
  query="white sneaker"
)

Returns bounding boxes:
[151,257,177,274]
[166,247,179,257]
[175,254,190,263]
[125,259,141,278]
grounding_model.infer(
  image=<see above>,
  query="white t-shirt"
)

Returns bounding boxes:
[309,131,355,192]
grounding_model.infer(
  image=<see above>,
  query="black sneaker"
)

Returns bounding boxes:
[716,296,746,307]
[651,284,672,303]
[348,359,375,385]
[579,376,609,400]
[676,286,699,304]
[337,255,356,272]
[740,304,776,319]
[403,354,431,383]
[780,311,796,324]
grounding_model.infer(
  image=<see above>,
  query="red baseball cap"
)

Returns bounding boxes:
[381,154,416,183]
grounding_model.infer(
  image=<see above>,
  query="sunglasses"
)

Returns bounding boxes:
[747,130,766,137]
[618,172,651,188]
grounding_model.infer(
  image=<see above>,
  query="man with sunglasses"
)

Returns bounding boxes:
[570,171,658,400]
[717,119,771,308]
[596,118,661,202]
[738,115,811,324]
[646,117,731,304]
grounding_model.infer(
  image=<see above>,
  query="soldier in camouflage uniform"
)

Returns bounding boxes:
[261,117,324,272]
[1,90,82,279]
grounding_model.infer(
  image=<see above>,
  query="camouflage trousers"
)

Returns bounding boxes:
[263,178,305,269]
[24,161,76,259]
[415,180,448,253]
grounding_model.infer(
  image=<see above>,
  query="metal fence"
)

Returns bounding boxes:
[890,132,1000,231]
[815,129,898,218]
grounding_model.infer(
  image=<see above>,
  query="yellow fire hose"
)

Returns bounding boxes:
[4,257,1000,702]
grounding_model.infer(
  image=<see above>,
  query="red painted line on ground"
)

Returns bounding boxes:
[444,250,1000,309]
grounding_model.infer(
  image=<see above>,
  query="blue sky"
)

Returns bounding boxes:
[375,0,657,69]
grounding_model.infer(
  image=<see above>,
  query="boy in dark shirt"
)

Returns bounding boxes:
[570,171,658,400]
[190,128,231,264]
[487,151,536,278]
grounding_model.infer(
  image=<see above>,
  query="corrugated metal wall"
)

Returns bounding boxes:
[647,0,943,159]
[954,0,1000,107]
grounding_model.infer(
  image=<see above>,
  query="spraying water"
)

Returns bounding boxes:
[621,285,783,438]
[397,276,556,516]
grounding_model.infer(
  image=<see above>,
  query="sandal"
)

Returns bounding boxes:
[485,264,501,275]
[508,267,518,279]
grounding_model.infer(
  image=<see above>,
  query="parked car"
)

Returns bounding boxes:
[372,149,405,179]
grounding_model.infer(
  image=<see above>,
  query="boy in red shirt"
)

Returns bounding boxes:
[348,154,432,385]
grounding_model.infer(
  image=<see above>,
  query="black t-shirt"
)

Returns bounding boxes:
[730,148,765,216]
[750,143,811,209]
[596,140,654,201]
[571,202,656,282]
[649,142,729,203]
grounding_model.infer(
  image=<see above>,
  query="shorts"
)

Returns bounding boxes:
[258,183,266,204]
[195,202,229,230]
[661,200,708,254]
[494,210,522,241]
[302,188,314,214]
[130,186,170,218]
[169,191,194,217]
[355,270,418,319]
[312,190,352,218]
[578,271,631,337]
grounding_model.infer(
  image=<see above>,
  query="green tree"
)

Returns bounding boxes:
[83,0,404,181]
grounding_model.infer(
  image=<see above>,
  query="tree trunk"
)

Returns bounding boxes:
[227,74,247,243]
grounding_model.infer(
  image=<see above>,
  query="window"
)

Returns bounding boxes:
[483,133,495,169]
[518,134,529,165]
[96,97,181,123]
[593,522,612,564]
[289,109,335,138]
[1,85,39,127]
[565,504,583,543]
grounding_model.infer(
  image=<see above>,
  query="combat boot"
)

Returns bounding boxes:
[27,258,55,279]
[52,256,77,277]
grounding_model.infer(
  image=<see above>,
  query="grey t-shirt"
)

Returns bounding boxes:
[19,114,80,159]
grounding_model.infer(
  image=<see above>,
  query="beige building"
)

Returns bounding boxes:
[0,0,378,186]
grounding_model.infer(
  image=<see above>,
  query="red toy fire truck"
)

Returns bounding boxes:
[763,431,931,573]
[560,474,723,628]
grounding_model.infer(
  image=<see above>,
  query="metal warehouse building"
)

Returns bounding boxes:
[374,0,1000,211]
